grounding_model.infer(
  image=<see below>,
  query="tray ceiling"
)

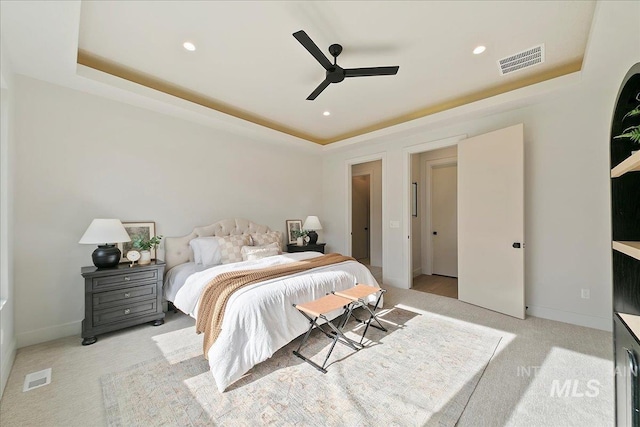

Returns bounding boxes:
[77,1,595,145]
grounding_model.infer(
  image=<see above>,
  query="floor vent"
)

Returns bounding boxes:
[498,44,544,75]
[23,368,52,392]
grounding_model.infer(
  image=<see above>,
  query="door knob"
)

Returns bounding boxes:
[364,227,368,230]
[512,242,521,248]
[433,231,438,235]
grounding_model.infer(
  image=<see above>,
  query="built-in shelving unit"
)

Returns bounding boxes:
[611,150,640,178]
[611,63,640,427]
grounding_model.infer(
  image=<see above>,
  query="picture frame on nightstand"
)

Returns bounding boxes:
[117,221,156,262]
[286,219,302,244]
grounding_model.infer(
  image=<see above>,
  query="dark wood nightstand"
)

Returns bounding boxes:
[286,243,326,254]
[80,261,165,345]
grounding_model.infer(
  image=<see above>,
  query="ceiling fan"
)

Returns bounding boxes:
[293,30,400,101]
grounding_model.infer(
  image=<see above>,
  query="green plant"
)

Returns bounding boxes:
[614,93,640,144]
[132,234,163,251]
[292,229,308,238]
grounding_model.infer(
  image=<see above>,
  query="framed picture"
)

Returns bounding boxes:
[412,182,418,217]
[285,219,303,244]
[117,221,157,261]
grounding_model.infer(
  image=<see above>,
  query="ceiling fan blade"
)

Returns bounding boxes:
[345,66,399,77]
[307,78,331,100]
[293,30,333,70]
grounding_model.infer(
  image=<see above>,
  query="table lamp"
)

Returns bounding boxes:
[303,216,322,245]
[79,219,131,268]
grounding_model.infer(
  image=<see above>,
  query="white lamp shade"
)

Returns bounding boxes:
[303,216,323,230]
[78,219,131,245]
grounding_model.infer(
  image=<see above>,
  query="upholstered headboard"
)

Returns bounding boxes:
[164,218,271,270]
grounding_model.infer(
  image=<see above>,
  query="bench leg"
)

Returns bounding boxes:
[357,291,388,342]
[292,304,361,373]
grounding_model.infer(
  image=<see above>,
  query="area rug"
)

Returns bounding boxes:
[102,307,502,426]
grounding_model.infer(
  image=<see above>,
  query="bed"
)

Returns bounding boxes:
[164,219,381,392]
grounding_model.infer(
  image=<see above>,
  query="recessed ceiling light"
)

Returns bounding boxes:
[473,46,486,55]
[183,42,196,52]
[323,111,331,116]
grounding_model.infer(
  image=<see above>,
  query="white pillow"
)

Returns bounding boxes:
[215,235,251,264]
[189,237,222,266]
[241,242,281,261]
[250,231,283,251]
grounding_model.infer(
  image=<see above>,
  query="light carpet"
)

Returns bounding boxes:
[101,307,502,426]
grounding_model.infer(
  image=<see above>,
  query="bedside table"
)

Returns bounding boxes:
[286,243,326,254]
[80,261,165,345]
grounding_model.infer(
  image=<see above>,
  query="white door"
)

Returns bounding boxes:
[432,165,458,277]
[458,124,525,319]
[351,175,370,260]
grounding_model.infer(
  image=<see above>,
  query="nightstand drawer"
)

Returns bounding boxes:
[92,269,158,290]
[93,284,157,309]
[93,300,158,327]
[286,243,326,254]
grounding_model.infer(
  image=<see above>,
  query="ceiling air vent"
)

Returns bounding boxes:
[498,44,545,75]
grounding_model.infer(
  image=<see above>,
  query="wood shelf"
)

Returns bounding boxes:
[611,150,640,178]
[613,241,640,261]
[619,313,640,341]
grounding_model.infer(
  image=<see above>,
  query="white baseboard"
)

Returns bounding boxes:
[527,305,611,332]
[382,276,410,289]
[16,320,82,348]
[412,268,422,278]
[0,338,16,400]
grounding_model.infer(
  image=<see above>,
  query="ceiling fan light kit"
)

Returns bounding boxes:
[293,30,399,100]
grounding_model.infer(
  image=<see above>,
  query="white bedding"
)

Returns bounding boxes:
[173,252,380,392]
[163,262,209,302]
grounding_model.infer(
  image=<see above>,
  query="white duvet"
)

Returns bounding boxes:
[173,252,380,392]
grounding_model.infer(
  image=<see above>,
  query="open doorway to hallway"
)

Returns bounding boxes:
[411,147,458,299]
[351,160,382,284]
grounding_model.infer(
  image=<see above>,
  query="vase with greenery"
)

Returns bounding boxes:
[132,235,163,264]
[292,229,307,246]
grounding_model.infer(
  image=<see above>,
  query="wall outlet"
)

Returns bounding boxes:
[581,289,590,299]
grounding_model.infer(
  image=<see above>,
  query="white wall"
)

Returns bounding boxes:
[322,1,640,330]
[351,161,382,267]
[0,40,16,398]
[12,76,322,347]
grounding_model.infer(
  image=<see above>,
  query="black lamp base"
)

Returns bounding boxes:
[92,244,122,268]
[307,230,318,245]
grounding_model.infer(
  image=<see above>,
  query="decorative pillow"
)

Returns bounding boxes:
[189,237,222,266]
[241,242,281,261]
[189,239,203,264]
[215,235,251,264]
[250,231,283,251]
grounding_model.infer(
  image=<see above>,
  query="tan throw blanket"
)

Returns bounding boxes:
[195,253,355,358]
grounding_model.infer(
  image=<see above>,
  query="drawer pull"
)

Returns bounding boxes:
[124,293,131,298]
[124,276,131,281]
[124,308,131,315]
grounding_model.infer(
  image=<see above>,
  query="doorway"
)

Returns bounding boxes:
[352,175,370,261]
[410,147,459,299]
[351,160,382,284]
[405,125,525,319]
